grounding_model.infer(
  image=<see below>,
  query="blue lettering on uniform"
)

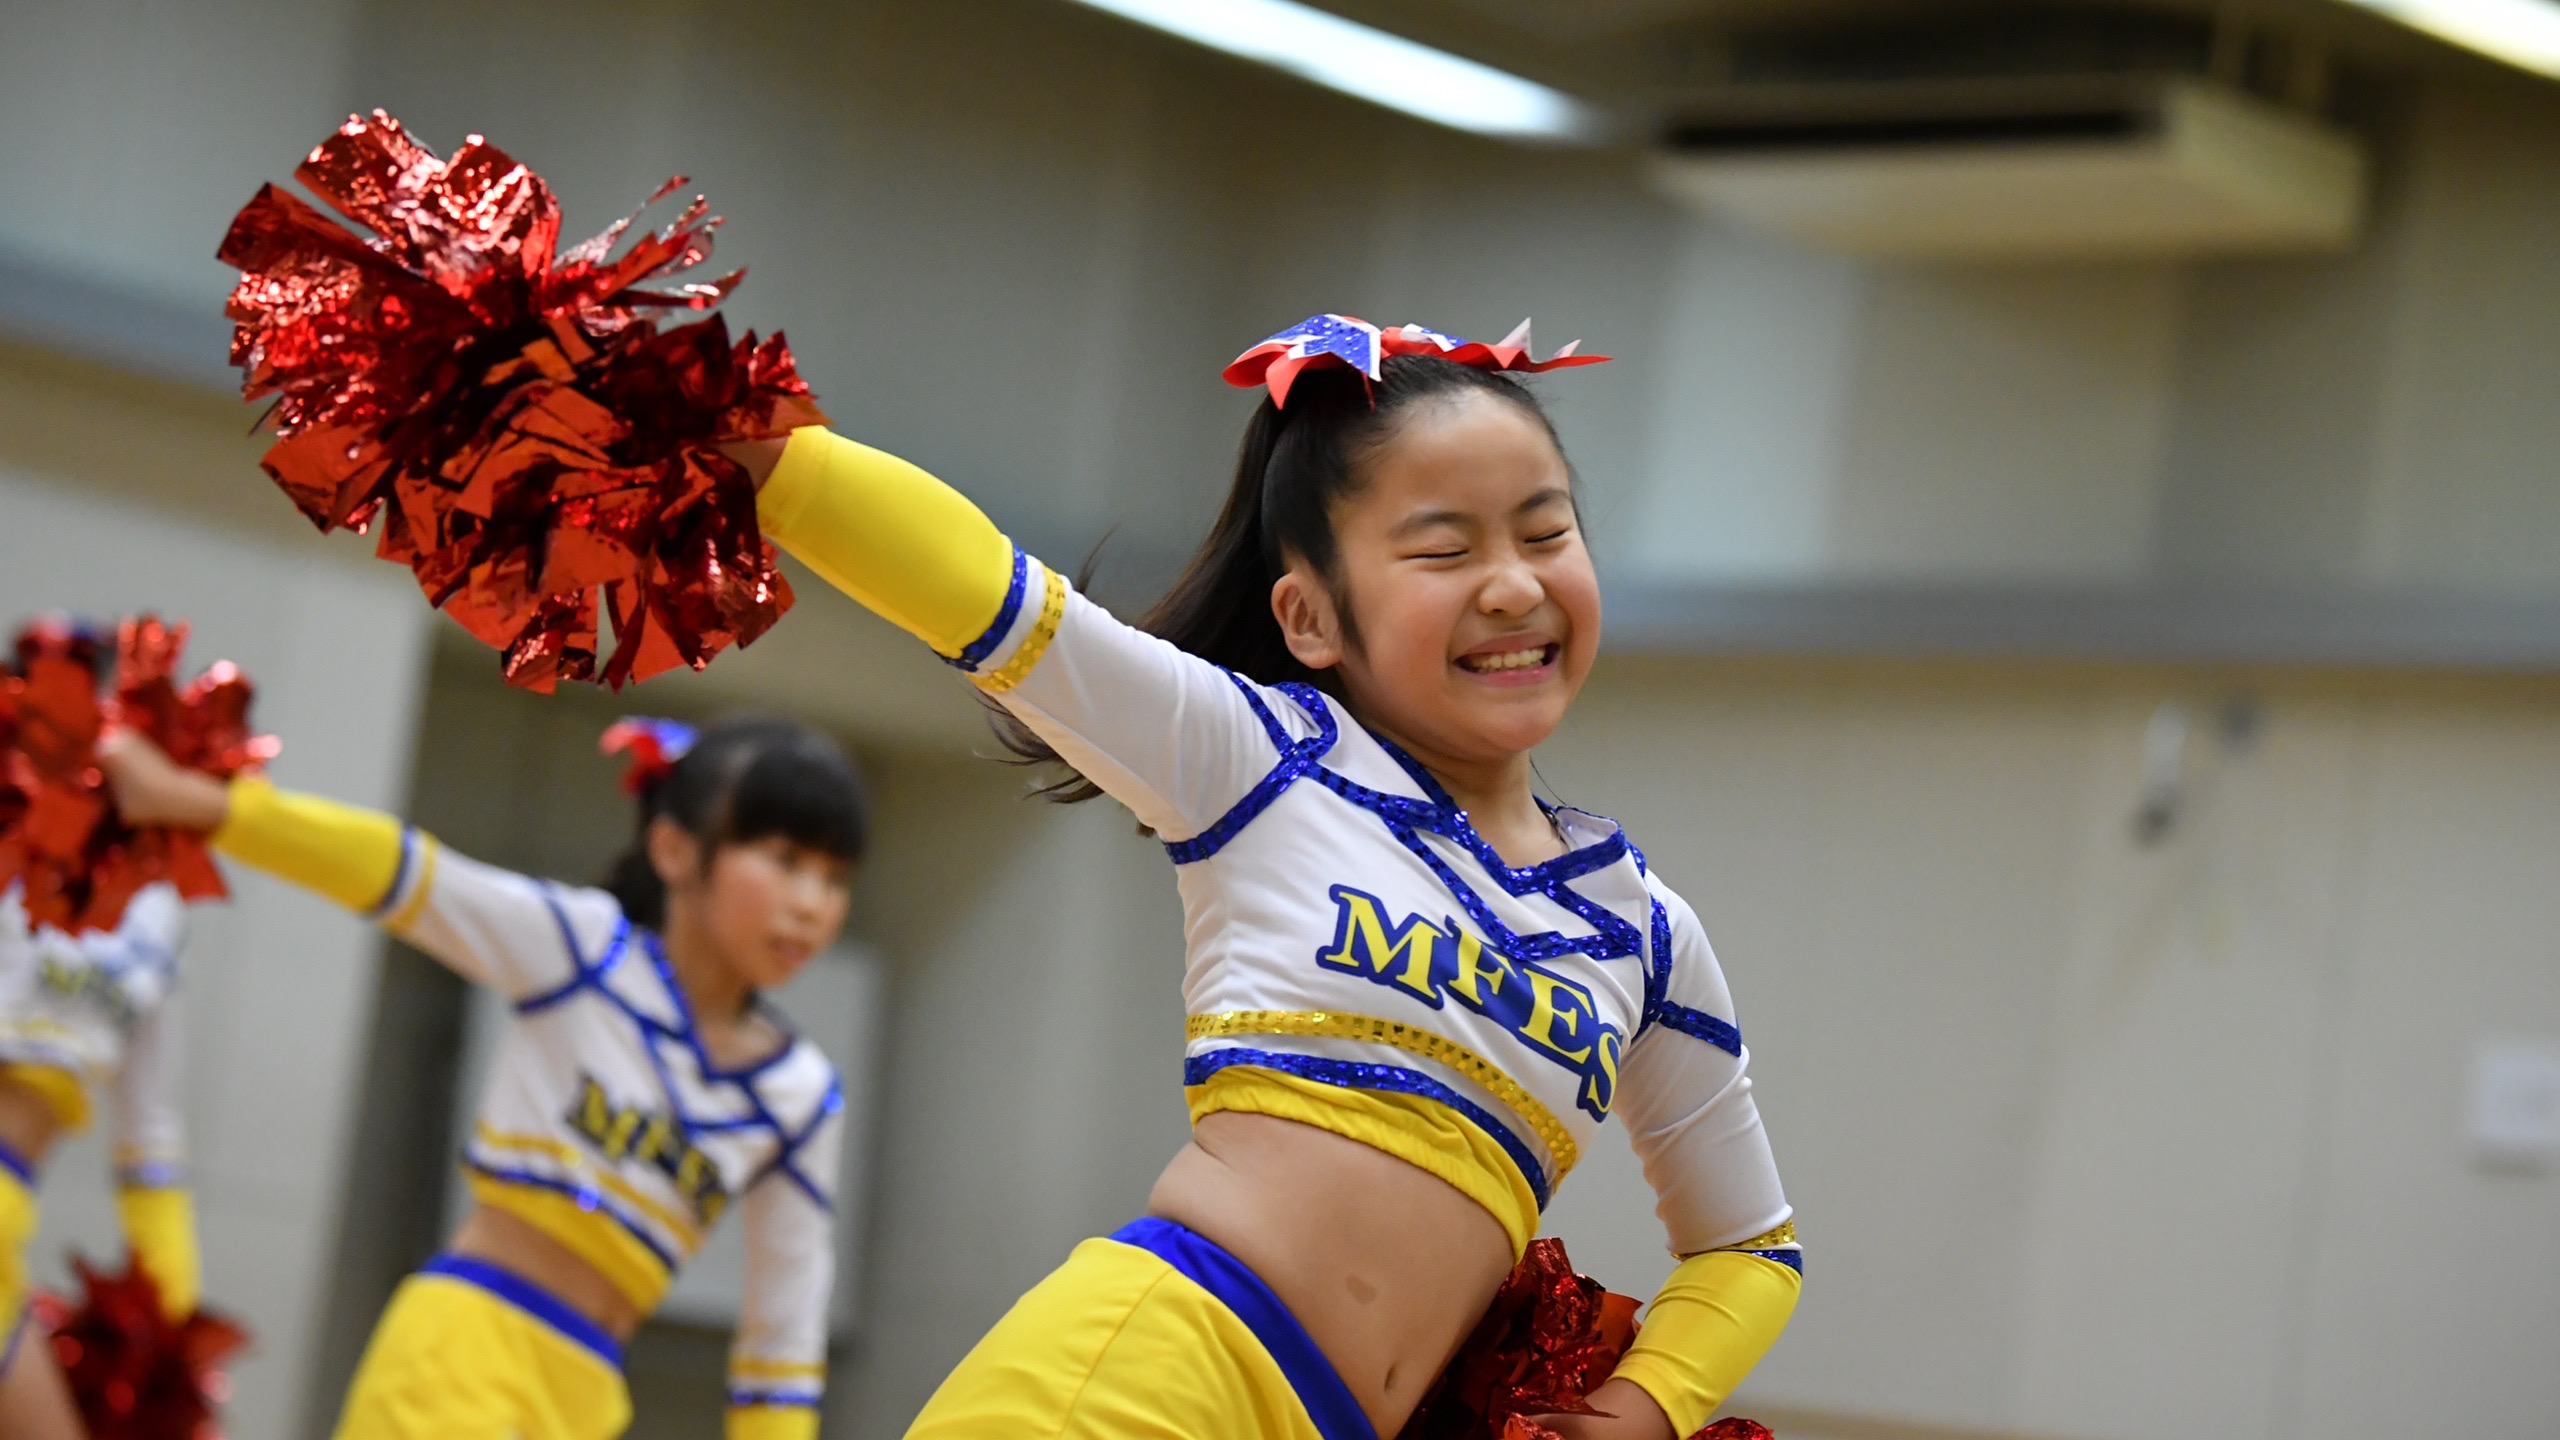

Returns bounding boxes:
[1315,885,1622,1118]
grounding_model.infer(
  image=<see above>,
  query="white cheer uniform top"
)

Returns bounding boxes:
[369,843,843,1409]
[961,554,1794,1263]
[0,882,187,1185]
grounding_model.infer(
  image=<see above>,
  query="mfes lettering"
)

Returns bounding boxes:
[1316,886,1622,1118]
[567,1075,731,1226]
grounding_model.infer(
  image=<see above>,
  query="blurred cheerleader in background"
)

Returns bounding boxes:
[99,713,867,1440]
[0,614,263,1440]
[0,879,195,1440]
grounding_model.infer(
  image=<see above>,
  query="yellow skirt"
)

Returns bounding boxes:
[334,1255,631,1440]
[0,1147,35,1374]
[906,1217,1374,1440]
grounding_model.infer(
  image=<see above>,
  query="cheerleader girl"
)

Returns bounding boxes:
[0,880,194,1440]
[713,316,1801,1439]
[97,714,866,1440]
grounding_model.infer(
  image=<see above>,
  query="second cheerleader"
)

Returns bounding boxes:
[99,714,866,1440]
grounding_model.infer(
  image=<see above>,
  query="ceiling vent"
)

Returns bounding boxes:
[1648,78,2365,261]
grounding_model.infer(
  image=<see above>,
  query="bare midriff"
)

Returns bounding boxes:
[1148,1109,1517,1437]
[446,1203,648,1342]
[0,1074,61,1169]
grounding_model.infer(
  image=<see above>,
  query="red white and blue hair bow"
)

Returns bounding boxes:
[1223,314,1609,407]
[600,716,697,796]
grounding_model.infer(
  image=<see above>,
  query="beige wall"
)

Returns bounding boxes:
[1544,663,2560,1438]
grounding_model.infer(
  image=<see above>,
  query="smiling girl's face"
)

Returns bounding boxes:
[1270,389,1601,769]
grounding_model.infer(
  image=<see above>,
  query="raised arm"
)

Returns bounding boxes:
[744,428,1310,839]
[1594,884,1801,1439]
[99,733,609,1000]
[725,1095,843,1440]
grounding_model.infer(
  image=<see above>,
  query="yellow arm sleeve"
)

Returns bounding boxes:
[115,1185,200,1320]
[210,776,408,914]
[725,1406,820,1440]
[1612,1249,1802,1438]
[755,427,1020,658]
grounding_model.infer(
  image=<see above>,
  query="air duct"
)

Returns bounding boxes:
[1649,78,2365,261]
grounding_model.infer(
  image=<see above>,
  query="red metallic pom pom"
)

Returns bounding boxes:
[1401,1237,1641,1440]
[1399,1238,1778,1440]
[34,1253,250,1440]
[0,617,276,933]
[218,111,828,692]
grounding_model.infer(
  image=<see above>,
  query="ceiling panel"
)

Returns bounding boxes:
[1395,0,2501,77]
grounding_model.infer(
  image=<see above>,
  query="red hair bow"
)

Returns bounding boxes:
[599,716,696,796]
[1223,314,1608,407]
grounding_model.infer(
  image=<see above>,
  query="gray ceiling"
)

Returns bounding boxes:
[1325,0,2516,113]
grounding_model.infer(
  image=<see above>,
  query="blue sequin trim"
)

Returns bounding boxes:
[1166,680,1644,973]
[1741,1248,1804,1275]
[1643,898,1673,1031]
[364,828,417,919]
[1730,1240,1812,1270]
[505,897,837,1212]
[948,548,1031,672]
[1656,1001,1742,1056]
[0,1137,32,1185]
[458,1157,680,1272]
[1164,675,1343,864]
[1186,1045,1552,1209]
[729,1389,822,1409]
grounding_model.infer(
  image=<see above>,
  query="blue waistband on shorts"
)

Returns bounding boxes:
[420,1254,623,1369]
[1109,1216,1378,1440]
[0,1137,33,1186]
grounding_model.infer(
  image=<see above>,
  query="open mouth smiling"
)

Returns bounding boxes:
[1456,642,1559,675]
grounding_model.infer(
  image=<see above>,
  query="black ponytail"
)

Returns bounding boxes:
[994,354,1565,803]
[604,716,868,928]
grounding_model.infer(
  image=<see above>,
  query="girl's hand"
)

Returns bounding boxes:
[96,729,232,832]
[716,437,788,491]
[1532,1381,1679,1440]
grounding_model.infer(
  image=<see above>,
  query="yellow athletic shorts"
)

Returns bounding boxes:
[906,1217,1375,1440]
[0,1148,35,1374]
[334,1255,631,1440]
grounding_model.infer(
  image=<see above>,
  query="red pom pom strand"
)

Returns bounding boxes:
[0,616,274,933]
[34,1251,249,1440]
[219,111,827,692]
[1399,1237,1779,1440]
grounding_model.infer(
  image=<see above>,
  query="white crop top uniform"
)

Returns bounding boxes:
[235,820,850,1415]
[952,555,1795,1268]
[0,882,189,1187]
[378,847,843,1407]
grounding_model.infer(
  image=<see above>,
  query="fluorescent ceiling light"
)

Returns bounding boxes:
[1060,0,1609,143]
[2338,0,2560,77]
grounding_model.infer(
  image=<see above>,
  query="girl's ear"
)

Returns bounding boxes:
[645,814,703,889]
[1271,564,1344,672]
